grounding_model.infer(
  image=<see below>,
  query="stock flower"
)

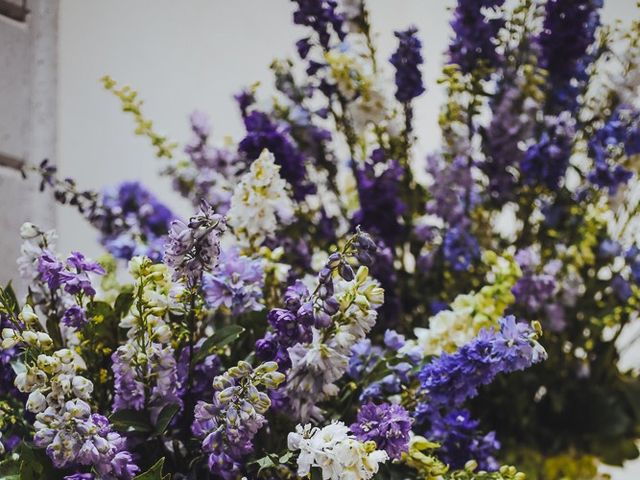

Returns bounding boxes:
[227,149,294,246]
[203,247,264,315]
[192,361,284,478]
[164,201,226,283]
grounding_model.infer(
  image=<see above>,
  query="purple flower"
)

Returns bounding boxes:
[239,110,314,200]
[164,201,226,284]
[443,227,480,272]
[626,246,640,284]
[351,402,413,459]
[97,181,175,262]
[348,339,384,380]
[448,0,505,74]
[353,149,406,248]
[62,306,88,329]
[389,27,425,103]
[256,281,314,369]
[419,316,546,407]
[37,250,104,296]
[384,330,405,350]
[481,87,535,203]
[537,0,602,112]
[520,114,575,190]
[588,106,639,193]
[512,274,556,313]
[425,409,500,471]
[291,0,345,50]
[426,155,476,227]
[34,401,139,479]
[202,248,264,315]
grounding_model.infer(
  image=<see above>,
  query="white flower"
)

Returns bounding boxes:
[227,149,294,246]
[288,421,388,480]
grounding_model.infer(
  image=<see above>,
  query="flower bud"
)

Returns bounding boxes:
[26,390,47,413]
[19,305,38,325]
[20,222,41,239]
[22,331,38,346]
[339,263,355,281]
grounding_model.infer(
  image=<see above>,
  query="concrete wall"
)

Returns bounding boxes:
[0,0,57,287]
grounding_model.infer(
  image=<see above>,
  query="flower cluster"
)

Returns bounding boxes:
[164,200,226,283]
[96,181,175,261]
[419,316,546,407]
[287,421,388,480]
[11,1,640,479]
[192,361,285,479]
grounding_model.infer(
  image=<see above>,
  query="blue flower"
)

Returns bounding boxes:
[419,316,546,407]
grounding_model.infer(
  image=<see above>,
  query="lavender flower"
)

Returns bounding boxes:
[419,316,546,407]
[164,201,226,283]
[351,402,413,459]
[390,27,425,103]
[203,248,264,315]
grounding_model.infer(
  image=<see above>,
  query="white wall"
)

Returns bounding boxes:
[57,2,639,478]
[0,0,57,288]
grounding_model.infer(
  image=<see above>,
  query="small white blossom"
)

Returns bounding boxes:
[228,149,294,246]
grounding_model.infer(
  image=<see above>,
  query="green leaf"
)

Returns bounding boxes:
[193,325,245,364]
[154,403,180,436]
[133,458,169,480]
[253,455,277,475]
[87,301,114,320]
[16,444,56,480]
[278,451,294,464]
[0,282,20,316]
[114,291,135,319]
[110,409,153,433]
[0,456,20,480]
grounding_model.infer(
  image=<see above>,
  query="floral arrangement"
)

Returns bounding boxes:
[2,0,640,479]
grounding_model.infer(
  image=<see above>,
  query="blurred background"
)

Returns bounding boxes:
[0,1,639,477]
